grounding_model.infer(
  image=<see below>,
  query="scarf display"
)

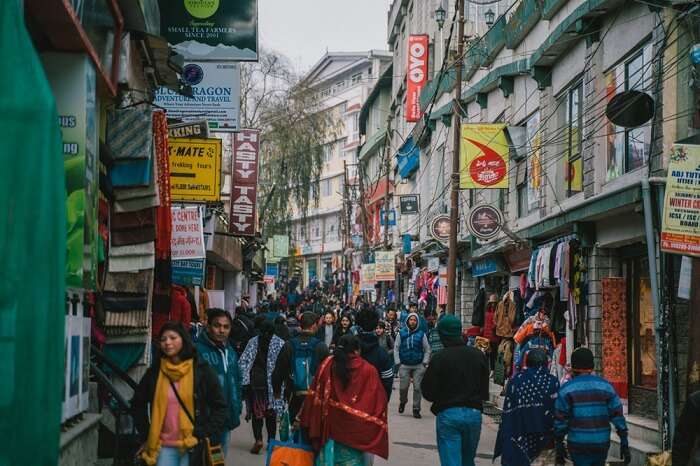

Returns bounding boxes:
[300,355,389,459]
[494,366,559,466]
[142,358,197,465]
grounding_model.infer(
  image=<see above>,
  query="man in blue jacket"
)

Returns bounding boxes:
[195,308,243,456]
[394,312,431,418]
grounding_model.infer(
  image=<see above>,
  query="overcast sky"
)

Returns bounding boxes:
[259,0,391,74]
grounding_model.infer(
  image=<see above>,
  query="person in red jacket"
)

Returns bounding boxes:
[482,294,501,371]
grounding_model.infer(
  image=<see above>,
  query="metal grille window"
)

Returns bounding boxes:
[560,82,583,196]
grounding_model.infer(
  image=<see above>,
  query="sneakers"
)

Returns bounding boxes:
[413,410,422,419]
[398,402,406,414]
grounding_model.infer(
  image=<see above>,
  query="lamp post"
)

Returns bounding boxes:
[484,8,495,27]
[434,2,446,30]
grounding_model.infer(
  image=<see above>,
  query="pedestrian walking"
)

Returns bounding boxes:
[673,389,700,466]
[300,334,389,464]
[230,305,255,355]
[356,309,394,400]
[376,320,395,357]
[193,309,242,457]
[131,322,227,466]
[394,312,431,418]
[238,318,287,454]
[384,308,400,341]
[333,314,355,346]
[272,311,329,422]
[554,347,630,466]
[421,315,489,466]
[316,310,337,349]
[494,349,559,466]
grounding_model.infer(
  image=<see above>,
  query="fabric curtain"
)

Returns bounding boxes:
[602,277,629,399]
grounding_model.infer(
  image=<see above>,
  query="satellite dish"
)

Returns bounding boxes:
[605,90,655,128]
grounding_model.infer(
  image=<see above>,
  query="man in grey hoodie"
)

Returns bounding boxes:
[394,312,431,418]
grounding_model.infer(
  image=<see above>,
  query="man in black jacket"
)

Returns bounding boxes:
[673,389,700,466]
[356,308,394,401]
[422,315,489,466]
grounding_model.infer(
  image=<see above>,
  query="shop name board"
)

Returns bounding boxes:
[168,120,209,139]
[155,62,240,132]
[430,215,451,243]
[661,144,700,256]
[472,258,501,277]
[171,207,206,260]
[399,195,419,215]
[467,205,503,240]
[230,129,260,236]
[172,259,206,286]
[169,138,222,202]
[406,35,429,122]
[460,124,509,189]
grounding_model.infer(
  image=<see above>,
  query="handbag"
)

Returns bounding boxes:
[266,431,314,466]
[168,379,225,466]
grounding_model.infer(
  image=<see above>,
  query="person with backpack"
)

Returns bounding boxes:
[394,312,431,418]
[272,312,329,422]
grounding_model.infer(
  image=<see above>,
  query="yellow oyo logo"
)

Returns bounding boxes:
[184,0,220,19]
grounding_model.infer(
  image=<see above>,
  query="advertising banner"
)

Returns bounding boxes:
[360,264,376,291]
[406,35,429,122]
[159,0,258,61]
[460,124,509,189]
[171,207,206,260]
[172,259,206,286]
[41,53,99,289]
[273,235,289,258]
[661,144,700,256]
[399,195,420,215]
[155,62,240,131]
[169,137,222,202]
[375,251,395,282]
[230,129,260,236]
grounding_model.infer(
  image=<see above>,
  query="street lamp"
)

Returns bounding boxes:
[435,2,446,30]
[484,8,495,27]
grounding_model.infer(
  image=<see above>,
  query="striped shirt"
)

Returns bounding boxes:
[554,374,628,455]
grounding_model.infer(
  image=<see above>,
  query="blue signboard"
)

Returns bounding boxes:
[471,258,501,277]
[379,209,397,226]
[265,263,279,278]
[396,136,420,179]
[402,234,413,254]
[172,259,206,286]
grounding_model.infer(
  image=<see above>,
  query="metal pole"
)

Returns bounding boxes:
[447,0,465,315]
[382,114,394,304]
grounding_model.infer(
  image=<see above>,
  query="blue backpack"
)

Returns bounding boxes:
[290,336,321,392]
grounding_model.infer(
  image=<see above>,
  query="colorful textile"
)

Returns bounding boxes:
[152,111,172,260]
[317,439,366,466]
[554,374,628,457]
[494,366,559,466]
[106,105,153,160]
[300,355,389,459]
[601,277,628,399]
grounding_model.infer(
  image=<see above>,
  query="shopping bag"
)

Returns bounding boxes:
[266,432,314,466]
[278,410,291,442]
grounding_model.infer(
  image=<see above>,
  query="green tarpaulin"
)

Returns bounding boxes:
[0,1,66,464]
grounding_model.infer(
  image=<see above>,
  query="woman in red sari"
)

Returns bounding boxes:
[300,334,389,464]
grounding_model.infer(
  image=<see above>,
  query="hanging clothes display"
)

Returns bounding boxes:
[472,286,486,327]
[494,291,517,338]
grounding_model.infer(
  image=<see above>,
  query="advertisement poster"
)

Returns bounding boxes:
[460,124,509,189]
[159,0,258,61]
[155,62,240,131]
[169,138,222,202]
[168,120,210,139]
[230,129,260,236]
[171,207,206,260]
[41,53,99,289]
[406,35,429,122]
[661,144,700,256]
[360,264,376,291]
[374,251,395,282]
[273,235,289,258]
[172,259,206,286]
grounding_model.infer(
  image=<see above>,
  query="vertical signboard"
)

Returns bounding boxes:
[360,264,376,291]
[171,207,206,260]
[230,129,260,236]
[406,35,429,122]
[460,124,509,189]
[375,251,395,282]
[661,144,700,256]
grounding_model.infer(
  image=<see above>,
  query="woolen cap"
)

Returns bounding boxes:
[571,347,595,372]
[437,315,462,340]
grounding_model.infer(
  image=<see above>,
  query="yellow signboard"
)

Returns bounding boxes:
[459,124,509,189]
[169,137,222,202]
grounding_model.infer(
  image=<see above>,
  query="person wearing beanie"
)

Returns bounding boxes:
[554,347,630,466]
[421,315,489,466]
[356,308,395,400]
[394,312,431,418]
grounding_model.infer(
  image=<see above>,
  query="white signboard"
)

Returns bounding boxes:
[171,207,206,260]
[155,62,240,132]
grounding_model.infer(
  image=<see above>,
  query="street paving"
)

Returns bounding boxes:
[226,379,499,466]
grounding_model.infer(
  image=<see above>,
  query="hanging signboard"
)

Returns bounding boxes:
[427,257,440,272]
[230,129,260,236]
[155,62,240,132]
[399,195,420,215]
[375,251,395,282]
[273,235,289,258]
[159,0,258,61]
[172,259,206,286]
[360,264,376,291]
[379,209,397,226]
[406,35,429,122]
[472,258,503,277]
[168,120,210,139]
[169,138,222,202]
[661,144,700,256]
[171,207,206,260]
[467,205,503,240]
[266,263,279,278]
[430,215,451,243]
[460,124,509,189]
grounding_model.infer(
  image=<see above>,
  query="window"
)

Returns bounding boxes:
[312,221,321,239]
[321,178,333,197]
[320,88,331,98]
[516,161,528,218]
[560,82,583,196]
[351,73,362,85]
[606,45,653,181]
[323,144,333,163]
[299,224,306,240]
[521,110,541,214]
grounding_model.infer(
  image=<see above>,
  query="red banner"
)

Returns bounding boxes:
[406,34,429,122]
[230,129,260,236]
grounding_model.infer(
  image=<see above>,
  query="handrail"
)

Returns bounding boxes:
[91,344,139,391]
[91,363,131,412]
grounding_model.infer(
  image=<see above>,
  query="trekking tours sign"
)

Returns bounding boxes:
[460,124,509,189]
[159,0,258,61]
[230,129,260,236]
[169,138,222,202]
[406,35,429,122]
[661,144,700,256]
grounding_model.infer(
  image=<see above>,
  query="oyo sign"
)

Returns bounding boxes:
[406,35,429,123]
